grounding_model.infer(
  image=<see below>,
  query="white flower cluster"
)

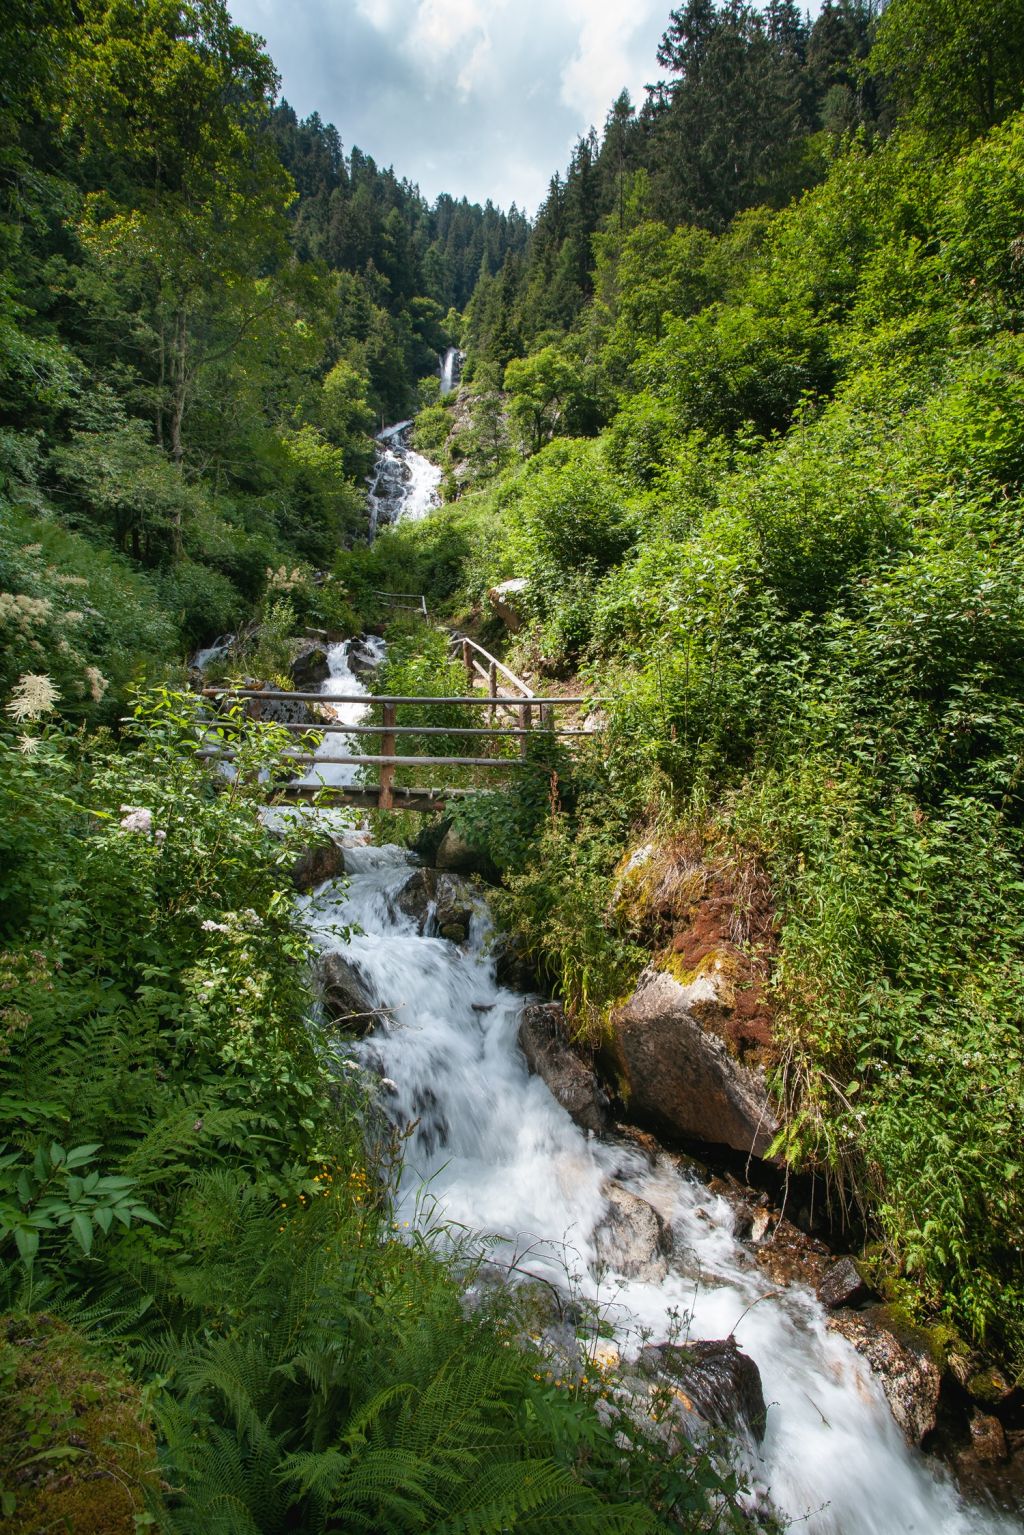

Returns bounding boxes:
[0,593,53,632]
[5,672,61,722]
[201,919,231,934]
[118,805,166,843]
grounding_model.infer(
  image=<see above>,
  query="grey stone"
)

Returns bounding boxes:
[518,1002,608,1134]
[817,1256,874,1311]
[610,966,779,1158]
[290,643,330,688]
[435,824,498,881]
[593,1185,672,1283]
[316,951,378,1032]
[292,837,346,892]
[395,868,478,937]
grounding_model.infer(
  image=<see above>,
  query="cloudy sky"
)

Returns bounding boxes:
[222,0,686,213]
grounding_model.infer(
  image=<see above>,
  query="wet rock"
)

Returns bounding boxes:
[492,931,540,993]
[290,642,330,689]
[488,577,529,632]
[592,1185,672,1283]
[751,1213,830,1289]
[317,951,378,1031]
[827,1307,944,1447]
[244,685,320,728]
[348,637,384,678]
[395,867,478,940]
[967,1411,1009,1465]
[435,824,499,882]
[817,1256,875,1311]
[609,965,780,1159]
[967,1363,1017,1411]
[518,1002,609,1134]
[639,1338,768,1443]
[292,837,346,892]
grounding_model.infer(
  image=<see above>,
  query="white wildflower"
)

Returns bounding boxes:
[0,594,52,632]
[119,807,153,834]
[5,673,61,722]
[380,1077,398,1091]
[201,919,231,934]
[54,574,88,588]
[19,543,43,556]
[84,665,108,701]
[17,734,41,756]
[341,1058,359,1071]
[154,829,166,844]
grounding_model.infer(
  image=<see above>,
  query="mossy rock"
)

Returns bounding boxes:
[0,1313,159,1533]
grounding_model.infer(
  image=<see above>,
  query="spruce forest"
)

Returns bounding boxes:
[2,0,1024,1530]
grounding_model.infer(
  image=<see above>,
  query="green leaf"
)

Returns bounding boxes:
[14,1226,39,1264]
[71,1212,93,1254]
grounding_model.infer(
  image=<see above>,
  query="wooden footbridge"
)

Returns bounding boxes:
[201,633,605,812]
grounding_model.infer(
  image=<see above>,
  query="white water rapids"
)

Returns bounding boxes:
[367,421,442,536]
[288,639,1016,1535]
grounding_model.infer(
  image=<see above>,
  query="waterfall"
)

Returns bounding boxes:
[439,345,461,397]
[298,821,1016,1535]
[366,421,442,537]
[283,448,1015,1534]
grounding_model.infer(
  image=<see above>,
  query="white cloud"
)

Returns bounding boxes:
[226,0,670,209]
[559,0,665,127]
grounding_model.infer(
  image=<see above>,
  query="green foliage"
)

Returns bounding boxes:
[0,684,743,1531]
[387,102,1024,1375]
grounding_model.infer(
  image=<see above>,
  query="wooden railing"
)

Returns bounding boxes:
[372,589,429,619]
[200,679,603,810]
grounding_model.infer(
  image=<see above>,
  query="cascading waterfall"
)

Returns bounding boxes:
[439,345,462,397]
[288,458,1017,1534]
[366,420,442,536]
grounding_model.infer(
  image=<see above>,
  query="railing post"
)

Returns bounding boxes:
[462,639,474,688]
[379,701,396,810]
[520,701,531,760]
[488,661,497,727]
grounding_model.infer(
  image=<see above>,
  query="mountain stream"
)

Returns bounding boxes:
[284,432,1017,1535]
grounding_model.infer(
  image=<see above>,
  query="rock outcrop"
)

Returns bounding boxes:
[517,1002,608,1134]
[609,965,779,1158]
[488,578,529,632]
[827,1308,944,1447]
[435,824,499,882]
[292,836,346,892]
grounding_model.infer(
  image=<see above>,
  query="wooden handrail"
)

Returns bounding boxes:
[239,722,594,737]
[199,750,531,769]
[202,688,604,705]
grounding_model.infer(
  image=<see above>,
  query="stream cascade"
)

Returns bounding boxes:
[287,431,1017,1535]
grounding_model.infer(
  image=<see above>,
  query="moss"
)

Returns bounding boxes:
[0,1314,159,1533]
[655,945,740,1000]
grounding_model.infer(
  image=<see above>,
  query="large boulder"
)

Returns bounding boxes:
[828,1308,945,1447]
[638,1338,768,1443]
[435,824,499,882]
[290,642,331,689]
[518,1002,608,1134]
[609,965,779,1158]
[592,1185,673,1283]
[316,951,378,1032]
[488,578,529,632]
[291,837,346,892]
[348,636,384,678]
